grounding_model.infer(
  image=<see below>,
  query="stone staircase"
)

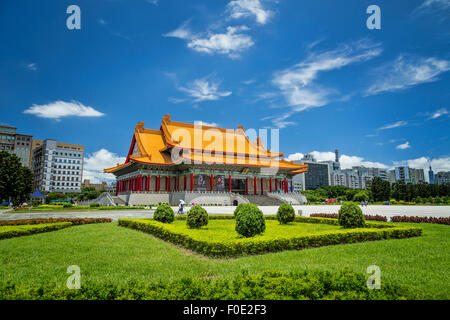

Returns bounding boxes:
[244,194,284,206]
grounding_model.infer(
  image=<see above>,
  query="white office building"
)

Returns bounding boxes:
[31,139,84,193]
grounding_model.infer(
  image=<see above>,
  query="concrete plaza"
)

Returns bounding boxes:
[1,205,449,221]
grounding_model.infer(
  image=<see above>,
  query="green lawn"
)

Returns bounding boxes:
[158,219,340,241]
[0,222,448,299]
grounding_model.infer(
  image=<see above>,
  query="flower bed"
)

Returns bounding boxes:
[119,215,422,258]
[0,223,72,240]
[390,216,450,225]
[310,213,387,222]
[0,218,112,226]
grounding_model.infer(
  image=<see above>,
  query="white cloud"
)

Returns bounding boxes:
[23,100,104,120]
[186,26,254,59]
[263,112,296,128]
[163,20,194,40]
[394,156,450,180]
[285,150,389,169]
[163,0,276,58]
[266,39,382,127]
[429,108,449,119]
[396,141,411,150]
[227,0,272,25]
[178,77,232,103]
[377,120,408,130]
[339,154,389,169]
[366,55,450,95]
[83,149,126,184]
[27,63,37,71]
[194,121,219,127]
[285,152,304,161]
[414,0,450,16]
[421,0,450,8]
[146,0,158,5]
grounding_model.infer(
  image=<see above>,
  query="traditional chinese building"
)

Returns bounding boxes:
[104,115,308,206]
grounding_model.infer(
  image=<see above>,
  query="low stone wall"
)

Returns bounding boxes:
[266,192,307,205]
[117,191,249,206]
[122,192,171,206]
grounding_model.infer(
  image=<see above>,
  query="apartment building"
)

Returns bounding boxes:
[0,125,33,167]
[31,139,84,193]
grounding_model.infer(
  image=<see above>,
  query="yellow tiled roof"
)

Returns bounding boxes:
[104,115,308,173]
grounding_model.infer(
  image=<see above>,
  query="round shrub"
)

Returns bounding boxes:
[338,202,365,228]
[276,203,295,224]
[233,203,247,218]
[89,203,99,208]
[187,206,208,229]
[235,204,265,237]
[153,203,175,224]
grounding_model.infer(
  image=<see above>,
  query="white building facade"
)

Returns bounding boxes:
[32,139,84,193]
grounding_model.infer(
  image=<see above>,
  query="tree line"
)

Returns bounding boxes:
[302,177,450,204]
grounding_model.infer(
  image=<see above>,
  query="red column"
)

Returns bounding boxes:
[228,175,231,192]
[284,178,288,193]
[115,181,118,196]
[139,175,142,192]
[184,175,186,191]
[168,176,171,192]
[290,180,293,193]
[190,173,194,191]
[245,177,248,195]
[275,179,277,191]
[210,174,214,191]
[269,177,272,193]
[157,175,160,192]
[254,176,257,195]
[261,178,264,195]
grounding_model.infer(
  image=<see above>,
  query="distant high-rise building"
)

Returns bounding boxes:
[391,166,425,184]
[82,179,107,191]
[435,171,450,185]
[395,166,410,182]
[0,124,33,167]
[409,168,425,184]
[293,155,330,191]
[428,165,435,184]
[31,139,84,193]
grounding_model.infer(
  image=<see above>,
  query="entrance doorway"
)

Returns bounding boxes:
[230,178,246,194]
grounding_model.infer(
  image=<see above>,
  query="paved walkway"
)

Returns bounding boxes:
[0,205,449,221]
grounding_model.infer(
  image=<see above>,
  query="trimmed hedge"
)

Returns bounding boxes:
[311,213,387,222]
[0,223,72,240]
[0,218,112,226]
[338,202,365,228]
[233,203,247,218]
[390,216,450,225]
[0,270,414,300]
[235,204,265,237]
[119,217,422,258]
[276,203,295,224]
[186,206,208,229]
[153,204,175,223]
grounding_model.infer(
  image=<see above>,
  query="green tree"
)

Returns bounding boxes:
[0,151,33,206]
[369,177,390,202]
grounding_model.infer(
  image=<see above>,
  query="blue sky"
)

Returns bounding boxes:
[1,0,449,182]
